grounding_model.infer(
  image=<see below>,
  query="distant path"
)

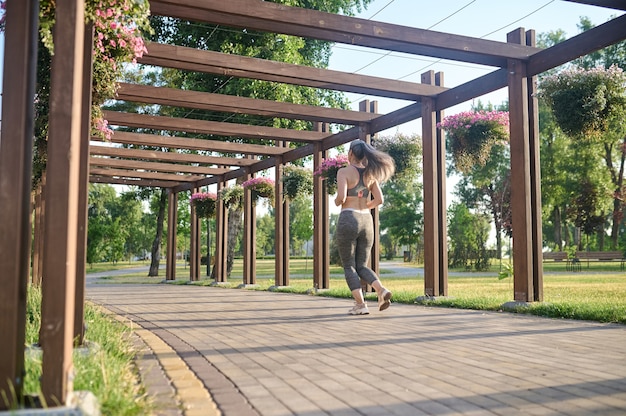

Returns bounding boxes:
[86,260,501,282]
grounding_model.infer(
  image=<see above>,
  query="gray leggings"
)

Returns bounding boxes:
[336,210,379,291]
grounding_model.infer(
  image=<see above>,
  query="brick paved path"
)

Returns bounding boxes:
[87,283,626,416]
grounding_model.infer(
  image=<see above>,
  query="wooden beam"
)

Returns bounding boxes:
[140,42,446,100]
[0,0,38,408]
[527,14,626,77]
[149,0,541,67]
[89,175,178,188]
[116,83,377,125]
[89,156,232,175]
[104,110,328,143]
[41,0,85,404]
[90,144,256,167]
[95,131,288,156]
[562,0,626,11]
[90,167,206,182]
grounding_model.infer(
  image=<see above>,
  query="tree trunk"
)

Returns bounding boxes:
[606,135,625,249]
[148,188,167,276]
[553,206,562,251]
[226,207,243,276]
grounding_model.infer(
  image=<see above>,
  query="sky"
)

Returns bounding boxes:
[327,0,624,136]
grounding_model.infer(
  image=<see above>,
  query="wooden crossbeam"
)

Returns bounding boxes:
[140,42,446,100]
[116,83,377,125]
[103,110,328,143]
[149,0,541,67]
[90,144,256,167]
[89,156,232,175]
[89,175,180,188]
[94,131,290,156]
[90,167,206,182]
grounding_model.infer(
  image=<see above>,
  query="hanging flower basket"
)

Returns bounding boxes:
[218,185,244,211]
[242,177,275,205]
[313,154,349,194]
[537,65,626,138]
[438,110,509,173]
[281,166,313,200]
[190,192,217,218]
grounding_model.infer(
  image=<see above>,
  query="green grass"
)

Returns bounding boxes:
[94,259,626,325]
[22,288,153,414]
[85,260,151,273]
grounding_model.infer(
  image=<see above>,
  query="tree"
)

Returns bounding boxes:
[379,181,423,260]
[148,189,167,276]
[86,184,144,265]
[256,214,275,256]
[289,196,314,256]
[376,133,424,260]
[447,202,491,271]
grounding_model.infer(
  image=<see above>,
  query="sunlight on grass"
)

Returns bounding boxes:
[90,260,626,324]
[23,288,152,414]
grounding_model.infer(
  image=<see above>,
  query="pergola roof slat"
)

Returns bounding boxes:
[90,167,206,183]
[89,175,181,188]
[97,131,289,156]
[140,42,447,100]
[103,110,329,143]
[89,156,232,175]
[149,0,542,67]
[90,144,256,167]
[116,83,378,125]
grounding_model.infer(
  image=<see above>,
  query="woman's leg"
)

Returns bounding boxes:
[336,212,369,314]
[353,213,392,311]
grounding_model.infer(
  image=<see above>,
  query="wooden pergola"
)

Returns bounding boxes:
[1,0,625,409]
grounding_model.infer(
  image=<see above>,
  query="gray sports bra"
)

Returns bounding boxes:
[346,166,369,198]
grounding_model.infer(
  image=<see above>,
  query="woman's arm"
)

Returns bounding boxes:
[334,168,348,207]
[366,180,383,209]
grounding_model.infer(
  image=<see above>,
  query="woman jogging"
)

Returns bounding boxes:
[334,139,395,315]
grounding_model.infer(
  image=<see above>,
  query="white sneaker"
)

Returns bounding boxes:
[378,289,392,311]
[349,303,370,315]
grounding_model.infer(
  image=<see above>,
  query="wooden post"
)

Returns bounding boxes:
[166,189,178,281]
[0,0,39,408]
[507,29,534,302]
[40,0,86,405]
[526,29,544,302]
[215,179,228,283]
[435,72,448,295]
[242,168,256,285]
[313,127,330,290]
[190,187,200,281]
[421,71,441,297]
[422,71,448,297]
[275,141,290,287]
[74,23,94,347]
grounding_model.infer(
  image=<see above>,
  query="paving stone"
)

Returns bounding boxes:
[88,284,626,416]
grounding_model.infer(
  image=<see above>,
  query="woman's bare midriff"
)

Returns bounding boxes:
[341,195,370,211]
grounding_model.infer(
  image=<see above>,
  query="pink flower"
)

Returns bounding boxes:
[242,177,275,188]
[191,192,217,202]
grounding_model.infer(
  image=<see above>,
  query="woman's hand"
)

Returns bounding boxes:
[366,180,383,209]
[334,168,348,206]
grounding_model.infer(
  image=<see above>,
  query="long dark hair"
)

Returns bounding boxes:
[349,140,395,184]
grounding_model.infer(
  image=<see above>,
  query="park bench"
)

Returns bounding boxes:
[542,251,581,271]
[543,250,625,271]
[542,251,568,262]
[573,251,625,271]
